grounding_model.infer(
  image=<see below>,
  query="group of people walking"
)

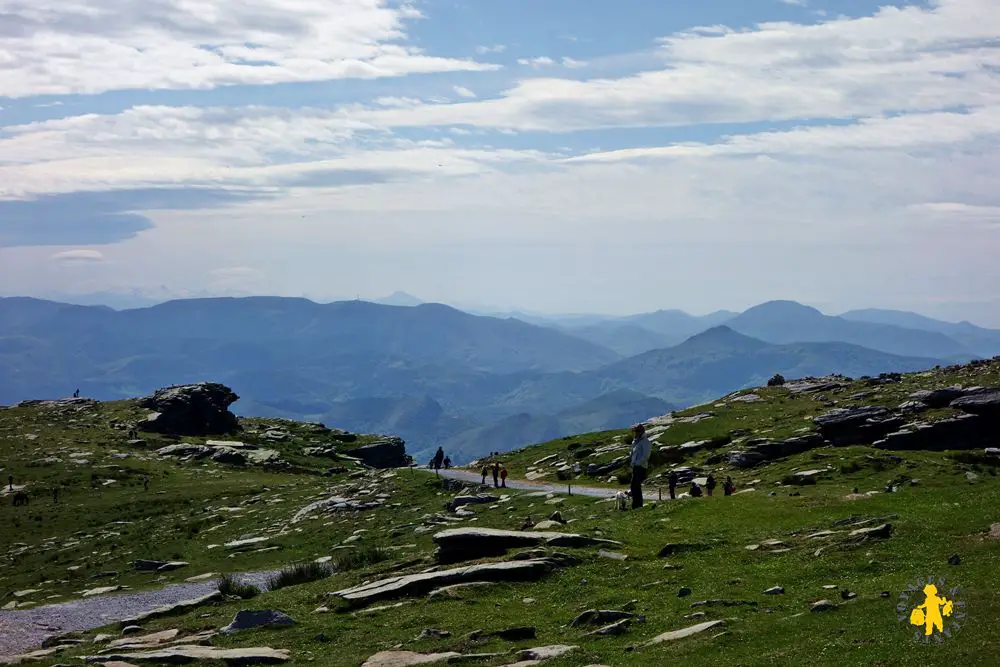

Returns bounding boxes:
[480,460,508,488]
[628,423,736,510]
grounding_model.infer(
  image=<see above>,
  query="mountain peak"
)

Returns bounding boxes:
[373,291,423,307]
[741,300,824,319]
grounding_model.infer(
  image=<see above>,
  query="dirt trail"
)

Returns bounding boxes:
[0,572,272,657]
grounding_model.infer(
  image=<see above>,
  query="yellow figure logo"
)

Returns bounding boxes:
[909,584,954,636]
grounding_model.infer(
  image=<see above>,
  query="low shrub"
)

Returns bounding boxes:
[265,561,333,591]
[216,572,261,599]
[333,543,391,572]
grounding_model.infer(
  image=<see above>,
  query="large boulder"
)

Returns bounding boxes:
[950,391,1000,418]
[139,383,240,436]
[874,413,994,451]
[813,407,903,446]
[432,527,621,564]
[351,438,407,469]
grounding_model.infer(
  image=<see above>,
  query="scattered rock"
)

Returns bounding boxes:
[810,600,839,612]
[678,587,692,598]
[515,645,578,661]
[657,543,711,557]
[121,626,143,636]
[133,560,169,572]
[643,619,728,646]
[584,619,632,637]
[82,646,290,665]
[222,610,297,633]
[596,550,628,561]
[948,554,962,566]
[764,586,784,595]
[847,523,892,540]
[432,527,620,564]
[331,558,566,608]
[361,651,461,666]
[156,562,189,572]
[469,627,536,642]
[570,610,635,627]
[417,629,451,640]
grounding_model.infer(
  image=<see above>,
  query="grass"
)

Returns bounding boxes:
[4,361,1000,666]
[332,543,391,572]
[265,562,334,591]
[217,572,261,599]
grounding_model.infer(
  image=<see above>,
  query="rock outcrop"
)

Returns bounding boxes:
[432,527,621,564]
[814,407,904,446]
[138,383,240,436]
[331,558,565,608]
[351,438,408,469]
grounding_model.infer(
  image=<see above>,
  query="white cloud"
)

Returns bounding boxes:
[453,86,477,99]
[475,45,506,54]
[780,0,808,6]
[517,56,556,68]
[348,0,1000,133]
[51,249,106,262]
[561,57,587,68]
[0,0,498,98]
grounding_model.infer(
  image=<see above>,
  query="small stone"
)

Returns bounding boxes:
[810,599,838,612]
[522,598,536,605]
[840,590,857,600]
[764,586,784,595]
[314,634,329,643]
[121,626,142,636]
[417,629,451,640]
[221,610,296,633]
[597,550,628,561]
[678,587,692,598]
[880,592,891,598]
[948,554,961,566]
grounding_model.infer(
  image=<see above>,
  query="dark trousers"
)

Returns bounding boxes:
[631,466,647,509]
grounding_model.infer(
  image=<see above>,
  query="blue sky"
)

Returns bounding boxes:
[2,0,1000,325]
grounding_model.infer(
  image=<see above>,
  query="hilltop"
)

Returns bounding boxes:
[1,362,999,666]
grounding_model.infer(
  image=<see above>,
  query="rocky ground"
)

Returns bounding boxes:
[2,366,1000,666]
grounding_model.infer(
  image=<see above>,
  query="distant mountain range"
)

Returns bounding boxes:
[2,295,993,463]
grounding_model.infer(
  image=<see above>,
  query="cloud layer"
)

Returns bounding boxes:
[1,0,999,322]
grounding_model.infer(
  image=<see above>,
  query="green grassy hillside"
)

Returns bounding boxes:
[3,362,1000,667]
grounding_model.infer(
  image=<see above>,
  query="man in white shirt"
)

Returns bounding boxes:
[629,423,652,509]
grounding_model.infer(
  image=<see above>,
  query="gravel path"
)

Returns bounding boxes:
[0,572,272,657]
[436,468,617,498]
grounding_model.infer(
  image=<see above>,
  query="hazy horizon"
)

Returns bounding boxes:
[2,0,999,327]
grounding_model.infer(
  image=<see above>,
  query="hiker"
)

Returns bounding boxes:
[143,475,149,492]
[668,471,678,500]
[481,464,489,485]
[629,423,652,509]
[52,487,59,503]
[433,447,445,476]
[492,462,500,488]
[500,465,508,488]
[706,474,717,497]
[723,476,735,496]
[73,388,80,398]
[443,456,452,470]
[689,481,703,497]
[7,474,12,491]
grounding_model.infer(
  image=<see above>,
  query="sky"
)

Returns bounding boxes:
[1,0,1000,325]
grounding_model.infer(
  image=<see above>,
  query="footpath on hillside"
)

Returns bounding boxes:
[434,467,618,498]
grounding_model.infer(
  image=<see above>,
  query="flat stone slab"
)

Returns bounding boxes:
[120,591,223,627]
[361,651,461,667]
[515,645,579,661]
[107,629,180,649]
[222,610,296,633]
[331,559,562,608]
[644,619,728,646]
[432,527,621,564]
[83,646,289,665]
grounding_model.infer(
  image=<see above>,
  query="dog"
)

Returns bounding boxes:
[615,490,631,511]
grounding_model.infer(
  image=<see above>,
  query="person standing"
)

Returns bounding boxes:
[706,474,717,497]
[433,447,445,477]
[723,476,735,496]
[629,423,652,509]
[491,462,500,488]
[668,471,678,500]
[481,464,489,485]
[500,465,508,488]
